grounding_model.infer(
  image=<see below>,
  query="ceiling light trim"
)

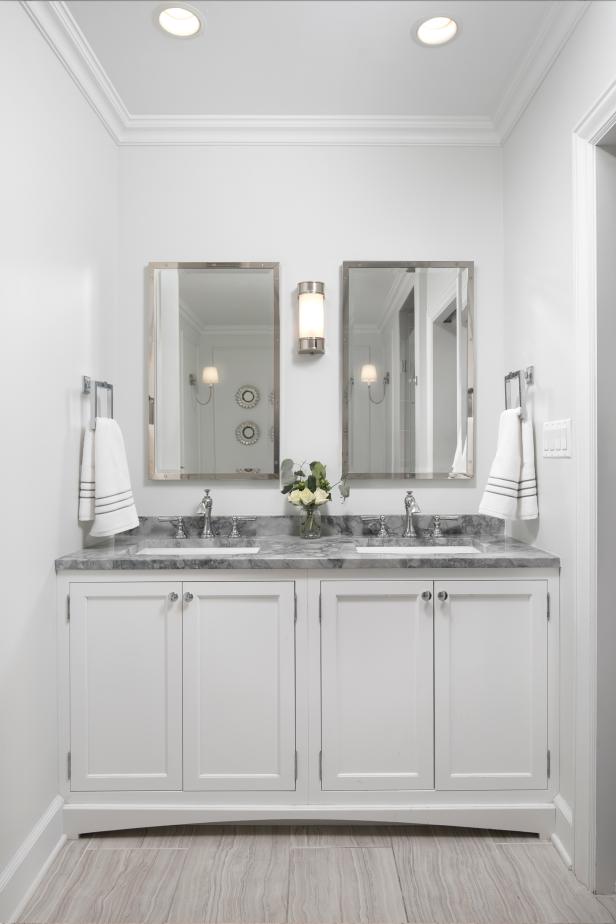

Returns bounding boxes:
[494,0,591,142]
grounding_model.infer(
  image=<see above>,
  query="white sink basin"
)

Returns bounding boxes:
[136,547,260,556]
[356,545,479,555]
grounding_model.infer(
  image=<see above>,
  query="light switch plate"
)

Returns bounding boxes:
[543,419,572,458]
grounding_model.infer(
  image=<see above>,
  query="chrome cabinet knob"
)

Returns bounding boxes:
[168,592,179,602]
[184,592,194,603]
[437,590,449,601]
[421,591,432,601]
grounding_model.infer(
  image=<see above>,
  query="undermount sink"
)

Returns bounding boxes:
[356,545,479,555]
[136,546,260,556]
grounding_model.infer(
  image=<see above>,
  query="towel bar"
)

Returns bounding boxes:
[504,365,533,419]
[82,375,114,423]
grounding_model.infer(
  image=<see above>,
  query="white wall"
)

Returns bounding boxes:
[502,0,616,883]
[117,144,503,516]
[0,1,118,909]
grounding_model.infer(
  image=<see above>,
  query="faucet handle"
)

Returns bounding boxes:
[157,516,188,539]
[229,515,257,539]
[361,515,389,538]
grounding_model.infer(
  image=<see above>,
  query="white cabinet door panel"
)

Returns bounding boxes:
[69,582,182,792]
[320,580,434,791]
[435,580,548,791]
[183,581,296,791]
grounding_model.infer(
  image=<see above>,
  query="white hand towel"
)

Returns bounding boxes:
[518,413,539,519]
[89,418,139,538]
[479,407,539,520]
[78,428,95,521]
[479,408,523,519]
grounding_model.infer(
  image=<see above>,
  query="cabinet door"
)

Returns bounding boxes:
[183,581,296,791]
[320,580,434,791]
[70,582,182,791]
[435,580,548,791]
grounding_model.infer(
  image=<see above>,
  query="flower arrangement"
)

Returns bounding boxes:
[280,459,349,537]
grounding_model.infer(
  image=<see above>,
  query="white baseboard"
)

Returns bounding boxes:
[553,793,574,868]
[0,796,65,924]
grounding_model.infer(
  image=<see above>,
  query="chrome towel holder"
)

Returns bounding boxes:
[82,375,114,421]
[504,365,534,420]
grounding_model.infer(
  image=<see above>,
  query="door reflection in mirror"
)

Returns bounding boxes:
[343,262,474,479]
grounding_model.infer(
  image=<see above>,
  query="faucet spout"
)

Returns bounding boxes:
[403,491,420,538]
[198,489,214,538]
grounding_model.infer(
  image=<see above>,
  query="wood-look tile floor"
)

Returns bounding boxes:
[19,825,616,924]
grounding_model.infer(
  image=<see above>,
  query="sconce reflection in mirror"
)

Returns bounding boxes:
[189,365,219,406]
[360,363,390,405]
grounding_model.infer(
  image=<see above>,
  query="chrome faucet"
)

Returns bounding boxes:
[361,515,389,538]
[403,491,420,538]
[197,489,214,538]
[229,515,256,539]
[157,516,188,539]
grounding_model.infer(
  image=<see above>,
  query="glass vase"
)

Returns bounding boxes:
[299,506,321,539]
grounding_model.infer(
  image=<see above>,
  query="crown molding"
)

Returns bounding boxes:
[20,0,129,142]
[122,113,500,147]
[22,0,588,148]
[494,0,591,142]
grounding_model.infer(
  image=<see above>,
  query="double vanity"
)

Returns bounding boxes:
[56,513,560,840]
[59,260,562,840]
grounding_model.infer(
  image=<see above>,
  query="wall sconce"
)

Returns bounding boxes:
[360,363,390,405]
[297,281,325,354]
[189,365,219,406]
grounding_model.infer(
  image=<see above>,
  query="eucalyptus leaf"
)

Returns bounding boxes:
[338,477,351,500]
[280,458,295,488]
[307,475,317,492]
[310,461,326,482]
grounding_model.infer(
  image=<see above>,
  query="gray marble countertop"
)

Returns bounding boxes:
[56,516,559,571]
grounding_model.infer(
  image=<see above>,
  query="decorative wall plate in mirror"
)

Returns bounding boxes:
[148,262,279,480]
[235,421,260,445]
[342,261,475,480]
[235,384,260,409]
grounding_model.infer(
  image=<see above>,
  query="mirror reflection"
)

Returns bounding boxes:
[149,262,279,480]
[343,262,474,479]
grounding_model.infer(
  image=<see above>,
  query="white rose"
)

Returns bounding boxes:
[313,488,329,506]
[299,487,315,506]
[288,490,303,506]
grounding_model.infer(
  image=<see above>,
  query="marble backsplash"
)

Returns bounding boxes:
[98,512,505,544]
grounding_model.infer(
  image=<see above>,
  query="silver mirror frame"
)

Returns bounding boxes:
[147,261,280,481]
[342,260,475,480]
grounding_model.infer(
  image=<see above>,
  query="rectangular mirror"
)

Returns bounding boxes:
[342,261,474,479]
[148,262,279,480]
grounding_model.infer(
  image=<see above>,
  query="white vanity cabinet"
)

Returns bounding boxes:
[434,579,548,791]
[320,580,434,791]
[182,581,296,791]
[58,566,559,840]
[69,582,183,792]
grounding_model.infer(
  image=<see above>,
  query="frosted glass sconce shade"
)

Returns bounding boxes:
[298,281,325,354]
[189,366,219,406]
[360,363,378,384]
[201,366,219,385]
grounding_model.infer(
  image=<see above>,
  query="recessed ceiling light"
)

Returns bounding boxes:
[414,16,459,47]
[157,4,203,38]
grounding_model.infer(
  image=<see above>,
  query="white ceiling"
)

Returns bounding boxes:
[67,0,551,118]
[25,0,589,143]
[179,268,274,328]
